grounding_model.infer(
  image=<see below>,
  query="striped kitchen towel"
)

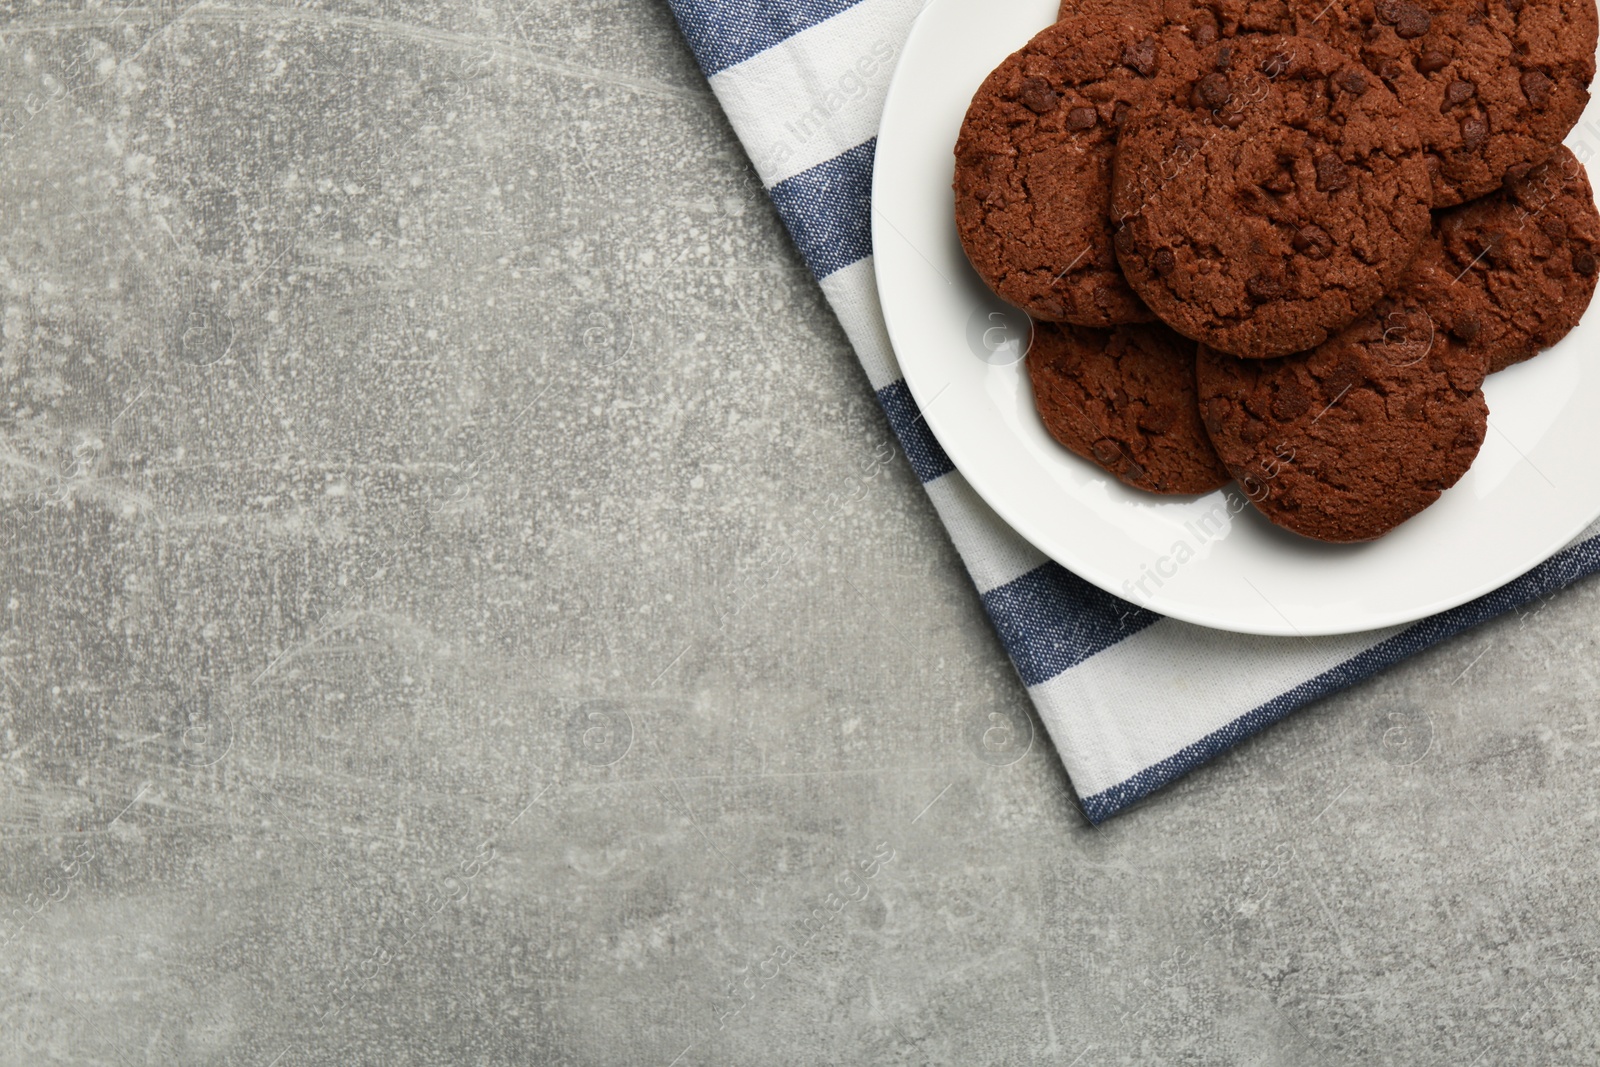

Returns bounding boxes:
[665,0,1600,822]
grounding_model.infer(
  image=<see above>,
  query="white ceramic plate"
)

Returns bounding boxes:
[873,0,1600,636]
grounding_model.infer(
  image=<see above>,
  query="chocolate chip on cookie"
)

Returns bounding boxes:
[1029,320,1231,493]
[1110,35,1432,358]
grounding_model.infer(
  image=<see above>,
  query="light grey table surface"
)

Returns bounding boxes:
[3,1,1599,1063]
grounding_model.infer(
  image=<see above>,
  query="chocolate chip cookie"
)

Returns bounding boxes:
[1430,145,1600,370]
[1297,0,1595,206]
[1110,35,1433,359]
[955,15,1201,325]
[1029,320,1232,492]
[1196,295,1489,541]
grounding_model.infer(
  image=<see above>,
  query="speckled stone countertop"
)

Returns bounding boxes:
[2,1,1599,1063]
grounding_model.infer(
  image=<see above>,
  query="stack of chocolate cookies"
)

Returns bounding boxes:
[954,0,1600,541]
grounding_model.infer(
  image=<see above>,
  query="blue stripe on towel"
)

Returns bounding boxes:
[876,379,954,484]
[769,140,876,280]
[667,0,867,77]
[984,564,1162,688]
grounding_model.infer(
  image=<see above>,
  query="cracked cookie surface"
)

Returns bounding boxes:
[1414,145,1600,370]
[1196,295,1489,541]
[1296,0,1596,206]
[954,15,1200,325]
[1028,320,1231,493]
[1110,34,1432,358]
